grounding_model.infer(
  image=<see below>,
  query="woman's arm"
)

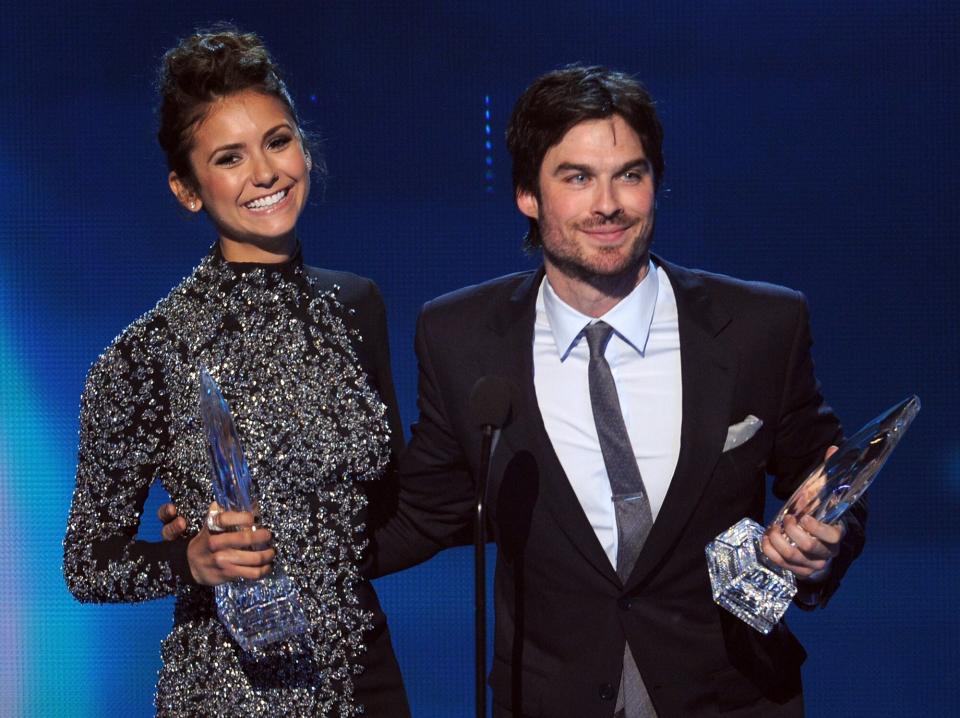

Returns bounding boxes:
[63,334,191,603]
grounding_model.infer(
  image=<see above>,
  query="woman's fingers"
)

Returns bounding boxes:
[208,526,273,551]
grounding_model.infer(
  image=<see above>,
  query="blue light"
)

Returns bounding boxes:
[484,95,494,192]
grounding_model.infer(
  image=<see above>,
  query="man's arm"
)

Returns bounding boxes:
[366,309,476,577]
[762,292,867,607]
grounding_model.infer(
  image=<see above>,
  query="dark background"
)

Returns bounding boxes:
[1,1,956,715]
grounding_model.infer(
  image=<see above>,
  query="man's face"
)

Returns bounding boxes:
[517,114,656,284]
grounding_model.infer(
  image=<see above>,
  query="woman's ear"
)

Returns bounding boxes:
[168,172,202,212]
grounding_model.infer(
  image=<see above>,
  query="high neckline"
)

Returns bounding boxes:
[209,241,305,281]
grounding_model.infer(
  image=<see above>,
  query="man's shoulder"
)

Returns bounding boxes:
[423,270,536,317]
[660,257,806,309]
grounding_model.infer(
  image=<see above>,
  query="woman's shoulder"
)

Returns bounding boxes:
[86,269,200,381]
[303,265,382,309]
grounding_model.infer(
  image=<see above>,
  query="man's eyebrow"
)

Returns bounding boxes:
[551,157,651,176]
[553,162,593,176]
[615,158,652,174]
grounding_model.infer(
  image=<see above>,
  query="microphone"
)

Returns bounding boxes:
[469,375,513,431]
[468,376,512,718]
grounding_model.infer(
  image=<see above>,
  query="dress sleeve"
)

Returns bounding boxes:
[63,332,192,603]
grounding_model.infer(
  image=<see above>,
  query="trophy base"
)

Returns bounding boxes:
[705,518,797,635]
[215,566,309,652]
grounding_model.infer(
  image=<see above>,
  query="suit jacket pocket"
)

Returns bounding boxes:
[489,656,544,716]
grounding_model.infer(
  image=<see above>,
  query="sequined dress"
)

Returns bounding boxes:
[64,245,408,717]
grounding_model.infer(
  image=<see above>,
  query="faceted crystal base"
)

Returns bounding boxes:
[705,518,797,635]
[215,565,309,652]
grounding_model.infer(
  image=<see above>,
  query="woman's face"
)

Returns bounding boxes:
[170,90,311,261]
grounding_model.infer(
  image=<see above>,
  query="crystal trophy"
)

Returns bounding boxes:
[198,365,308,651]
[705,395,920,634]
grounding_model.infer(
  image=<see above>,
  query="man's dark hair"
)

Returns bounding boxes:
[505,65,664,250]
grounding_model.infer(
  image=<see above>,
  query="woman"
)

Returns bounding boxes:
[63,28,409,717]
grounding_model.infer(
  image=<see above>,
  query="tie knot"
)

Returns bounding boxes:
[584,321,614,360]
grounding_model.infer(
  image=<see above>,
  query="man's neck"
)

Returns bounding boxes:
[544,258,649,318]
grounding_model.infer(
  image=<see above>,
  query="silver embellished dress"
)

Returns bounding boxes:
[64,245,409,717]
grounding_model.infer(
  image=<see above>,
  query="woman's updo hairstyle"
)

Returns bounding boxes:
[157,26,309,192]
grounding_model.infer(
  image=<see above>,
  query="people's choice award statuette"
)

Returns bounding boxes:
[199,366,308,652]
[705,395,920,634]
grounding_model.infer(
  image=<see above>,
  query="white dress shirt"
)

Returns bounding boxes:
[533,261,682,568]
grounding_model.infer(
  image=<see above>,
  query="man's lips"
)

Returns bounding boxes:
[579,223,634,242]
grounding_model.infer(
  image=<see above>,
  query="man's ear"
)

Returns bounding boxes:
[516,189,539,220]
[168,172,202,212]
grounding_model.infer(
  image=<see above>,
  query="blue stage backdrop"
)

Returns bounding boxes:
[1,1,957,716]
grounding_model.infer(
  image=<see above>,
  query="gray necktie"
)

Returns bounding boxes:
[584,321,657,718]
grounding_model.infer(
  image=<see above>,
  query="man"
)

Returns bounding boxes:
[368,66,864,717]
[164,66,865,716]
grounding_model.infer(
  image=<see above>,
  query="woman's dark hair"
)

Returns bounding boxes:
[505,65,665,250]
[157,26,315,192]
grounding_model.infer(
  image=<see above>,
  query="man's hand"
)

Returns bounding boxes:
[158,503,187,541]
[761,445,843,583]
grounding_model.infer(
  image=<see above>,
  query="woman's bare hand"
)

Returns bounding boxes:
[186,502,275,586]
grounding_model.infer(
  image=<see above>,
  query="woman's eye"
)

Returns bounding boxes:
[214,153,241,167]
[268,135,293,150]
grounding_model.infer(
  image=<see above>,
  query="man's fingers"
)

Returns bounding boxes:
[157,502,178,522]
[798,515,844,546]
[763,522,831,579]
[779,516,831,558]
[161,516,187,542]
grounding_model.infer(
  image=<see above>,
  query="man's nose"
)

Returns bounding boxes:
[591,180,622,218]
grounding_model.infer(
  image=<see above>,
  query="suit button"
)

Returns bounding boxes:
[618,596,632,610]
[599,682,616,701]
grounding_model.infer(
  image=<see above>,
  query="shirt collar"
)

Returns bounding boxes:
[542,259,660,361]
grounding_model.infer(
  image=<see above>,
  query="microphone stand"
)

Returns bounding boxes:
[475,423,494,718]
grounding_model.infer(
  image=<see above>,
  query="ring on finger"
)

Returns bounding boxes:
[780,525,797,548]
[206,508,225,533]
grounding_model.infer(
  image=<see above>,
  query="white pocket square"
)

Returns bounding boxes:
[723,415,763,452]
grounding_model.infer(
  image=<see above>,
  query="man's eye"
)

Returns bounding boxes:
[621,163,651,183]
[566,174,588,184]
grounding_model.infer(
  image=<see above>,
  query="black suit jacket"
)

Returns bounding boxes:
[373,257,866,717]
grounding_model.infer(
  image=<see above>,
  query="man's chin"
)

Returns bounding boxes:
[545,247,646,286]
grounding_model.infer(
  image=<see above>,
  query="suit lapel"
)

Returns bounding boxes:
[625,257,738,588]
[485,268,621,587]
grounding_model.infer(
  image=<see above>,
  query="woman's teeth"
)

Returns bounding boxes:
[245,189,287,209]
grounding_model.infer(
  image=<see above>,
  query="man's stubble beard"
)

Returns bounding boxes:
[540,213,656,298]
